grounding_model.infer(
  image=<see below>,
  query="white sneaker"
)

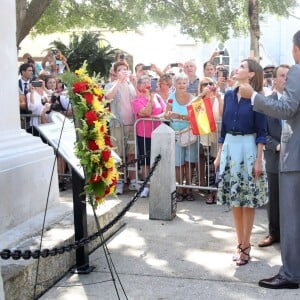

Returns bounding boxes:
[115,180,124,195]
[141,187,149,198]
[128,179,141,191]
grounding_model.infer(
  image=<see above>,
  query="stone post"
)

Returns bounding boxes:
[149,124,176,220]
[0,1,59,296]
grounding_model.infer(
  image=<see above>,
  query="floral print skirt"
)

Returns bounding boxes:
[216,134,268,208]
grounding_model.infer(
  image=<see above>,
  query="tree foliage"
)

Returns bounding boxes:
[51,32,117,78]
[17,0,298,59]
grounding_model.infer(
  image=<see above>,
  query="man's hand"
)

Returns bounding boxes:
[239,83,254,99]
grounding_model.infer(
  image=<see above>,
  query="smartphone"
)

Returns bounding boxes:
[142,65,151,71]
[150,78,158,92]
[170,63,179,68]
[31,81,43,88]
[219,50,225,55]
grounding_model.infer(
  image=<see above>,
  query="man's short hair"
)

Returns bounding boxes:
[19,63,32,74]
[273,64,290,78]
[293,30,300,49]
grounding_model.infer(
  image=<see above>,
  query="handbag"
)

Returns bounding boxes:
[175,126,197,147]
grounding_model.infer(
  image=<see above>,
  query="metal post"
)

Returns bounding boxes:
[71,169,95,274]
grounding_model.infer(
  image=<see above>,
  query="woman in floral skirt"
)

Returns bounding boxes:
[214,59,268,266]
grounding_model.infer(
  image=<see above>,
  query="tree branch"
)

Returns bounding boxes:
[16,0,53,47]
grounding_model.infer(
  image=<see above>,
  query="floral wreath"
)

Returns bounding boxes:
[61,62,119,208]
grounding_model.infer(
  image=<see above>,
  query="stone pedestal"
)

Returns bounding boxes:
[0,131,58,235]
[0,0,59,297]
[149,124,176,220]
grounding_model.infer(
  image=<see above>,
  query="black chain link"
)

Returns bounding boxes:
[0,154,161,260]
[117,154,149,169]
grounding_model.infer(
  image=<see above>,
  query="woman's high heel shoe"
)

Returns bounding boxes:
[232,244,242,261]
[236,245,251,266]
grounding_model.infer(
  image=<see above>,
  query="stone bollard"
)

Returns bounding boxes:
[0,267,4,300]
[149,123,176,220]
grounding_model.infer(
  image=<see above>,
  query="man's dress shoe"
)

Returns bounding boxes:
[258,235,279,247]
[259,274,299,289]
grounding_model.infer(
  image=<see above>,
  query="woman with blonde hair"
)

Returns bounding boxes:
[214,59,268,266]
[165,73,198,201]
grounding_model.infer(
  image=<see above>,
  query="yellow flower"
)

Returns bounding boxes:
[75,68,84,76]
[105,157,114,169]
[93,87,103,96]
[83,75,92,84]
[90,154,100,164]
[95,136,105,149]
[92,98,105,113]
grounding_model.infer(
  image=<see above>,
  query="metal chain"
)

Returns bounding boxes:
[117,154,149,169]
[0,154,161,260]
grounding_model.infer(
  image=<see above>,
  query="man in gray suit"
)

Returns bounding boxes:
[240,30,300,289]
[258,64,290,248]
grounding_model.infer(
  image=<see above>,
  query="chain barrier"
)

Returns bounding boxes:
[0,154,161,261]
[117,154,148,169]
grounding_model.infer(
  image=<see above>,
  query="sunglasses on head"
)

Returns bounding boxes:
[201,82,214,87]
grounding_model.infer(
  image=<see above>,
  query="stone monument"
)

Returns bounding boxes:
[0,0,59,297]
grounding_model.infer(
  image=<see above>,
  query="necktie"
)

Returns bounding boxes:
[24,82,28,95]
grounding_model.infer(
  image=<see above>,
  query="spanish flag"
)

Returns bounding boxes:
[187,97,216,135]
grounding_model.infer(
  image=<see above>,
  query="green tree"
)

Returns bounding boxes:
[17,0,298,60]
[50,32,117,78]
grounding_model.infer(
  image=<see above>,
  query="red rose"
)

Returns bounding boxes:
[98,94,103,101]
[104,135,113,147]
[111,177,117,186]
[90,174,102,183]
[102,170,108,178]
[104,187,111,195]
[87,140,99,151]
[73,82,89,94]
[83,92,94,105]
[102,150,111,161]
[85,110,98,125]
[167,99,173,104]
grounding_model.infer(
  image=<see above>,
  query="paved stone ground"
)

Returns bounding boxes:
[39,190,300,300]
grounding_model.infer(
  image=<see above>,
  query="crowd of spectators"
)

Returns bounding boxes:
[18,48,72,191]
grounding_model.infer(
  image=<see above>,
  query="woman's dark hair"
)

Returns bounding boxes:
[242,59,263,92]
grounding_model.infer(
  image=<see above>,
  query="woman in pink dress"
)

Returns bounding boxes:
[132,75,166,197]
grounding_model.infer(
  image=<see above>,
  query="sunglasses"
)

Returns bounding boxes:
[201,82,214,87]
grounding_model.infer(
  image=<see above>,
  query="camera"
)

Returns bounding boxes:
[31,81,43,88]
[208,86,216,92]
[49,94,63,112]
[219,50,225,55]
[170,63,179,68]
[51,48,57,55]
[142,65,151,71]
[119,53,125,60]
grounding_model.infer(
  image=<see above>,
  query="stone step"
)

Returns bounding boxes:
[0,190,130,300]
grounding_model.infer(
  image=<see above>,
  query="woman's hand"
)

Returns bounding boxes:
[214,156,220,172]
[253,159,262,179]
